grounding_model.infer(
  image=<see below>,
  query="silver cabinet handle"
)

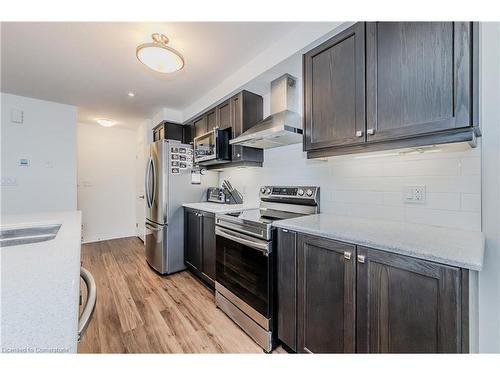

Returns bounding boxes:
[355,130,363,137]
[357,255,366,263]
[344,251,352,260]
[78,267,97,341]
[367,128,375,135]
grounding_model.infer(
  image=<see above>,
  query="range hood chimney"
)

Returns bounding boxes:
[229,74,302,149]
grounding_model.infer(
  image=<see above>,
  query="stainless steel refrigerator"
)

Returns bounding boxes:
[145,139,217,274]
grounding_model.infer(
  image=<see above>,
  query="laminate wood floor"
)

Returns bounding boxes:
[78,237,285,354]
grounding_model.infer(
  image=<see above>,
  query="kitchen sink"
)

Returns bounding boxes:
[0,224,61,247]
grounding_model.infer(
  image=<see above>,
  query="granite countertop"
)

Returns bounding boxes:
[273,214,485,271]
[0,211,82,353]
[182,202,258,214]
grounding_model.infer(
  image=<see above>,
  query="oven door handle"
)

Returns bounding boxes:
[215,227,271,255]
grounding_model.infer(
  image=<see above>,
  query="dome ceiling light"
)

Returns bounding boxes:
[136,33,184,73]
[96,118,116,127]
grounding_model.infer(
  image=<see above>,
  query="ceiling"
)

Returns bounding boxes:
[1,22,304,129]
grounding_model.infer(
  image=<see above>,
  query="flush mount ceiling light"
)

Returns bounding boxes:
[96,118,116,127]
[136,33,184,73]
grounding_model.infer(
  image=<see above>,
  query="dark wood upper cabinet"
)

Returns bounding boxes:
[277,229,298,352]
[229,91,264,165]
[356,246,463,353]
[303,22,366,151]
[206,109,217,131]
[297,234,356,353]
[193,116,207,139]
[187,90,263,167]
[216,100,232,130]
[152,121,191,144]
[366,22,474,143]
[304,22,478,158]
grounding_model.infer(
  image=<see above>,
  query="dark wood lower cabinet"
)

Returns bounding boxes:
[277,232,468,353]
[297,234,356,353]
[277,229,298,351]
[184,209,202,271]
[201,212,216,286]
[184,208,216,288]
[356,246,463,353]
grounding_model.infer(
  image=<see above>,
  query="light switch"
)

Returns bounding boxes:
[11,108,24,124]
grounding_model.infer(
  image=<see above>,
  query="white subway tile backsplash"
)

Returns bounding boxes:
[461,193,481,212]
[220,142,482,231]
[460,157,481,175]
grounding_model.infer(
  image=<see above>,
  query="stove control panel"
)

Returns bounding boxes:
[259,185,319,203]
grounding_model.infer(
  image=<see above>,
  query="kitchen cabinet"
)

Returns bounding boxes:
[216,100,231,130]
[304,22,479,158]
[303,22,365,151]
[206,109,217,132]
[184,209,202,271]
[366,22,475,143]
[188,90,264,168]
[184,208,216,288]
[152,121,191,144]
[356,246,462,353]
[229,91,264,166]
[201,212,216,282]
[277,228,298,351]
[193,116,207,139]
[297,234,356,353]
[277,231,468,353]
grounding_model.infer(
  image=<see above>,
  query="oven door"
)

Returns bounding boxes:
[215,226,273,320]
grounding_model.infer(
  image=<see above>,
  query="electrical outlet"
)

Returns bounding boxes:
[404,186,426,204]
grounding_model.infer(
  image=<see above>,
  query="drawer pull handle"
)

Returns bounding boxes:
[367,128,375,135]
[344,251,352,260]
[357,255,366,263]
[355,130,363,137]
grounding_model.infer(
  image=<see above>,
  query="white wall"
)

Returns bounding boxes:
[77,123,137,243]
[0,93,77,215]
[478,22,500,353]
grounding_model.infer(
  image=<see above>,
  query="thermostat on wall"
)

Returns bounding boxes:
[18,158,30,167]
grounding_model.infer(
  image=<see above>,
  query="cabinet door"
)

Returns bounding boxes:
[193,116,207,138]
[366,22,473,142]
[201,213,216,284]
[184,210,202,271]
[297,234,356,353]
[277,229,297,351]
[230,93,244,162]
[217,100,232,130]
[303,22,365,151]
[356,246,461,353]
[207,110,217,131]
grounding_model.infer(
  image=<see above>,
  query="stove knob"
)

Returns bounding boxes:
[306,189,314,197]
[297,188,304,196]
[260,187,266,194]
[266,188,271,195]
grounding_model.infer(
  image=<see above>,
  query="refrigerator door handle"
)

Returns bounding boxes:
[145,221,161,231]
[145,158,152,208]
[150,157,156,207]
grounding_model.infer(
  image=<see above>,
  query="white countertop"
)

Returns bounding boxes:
[182,202,258,214]
[0,211,82,353]
[273,214,485,271]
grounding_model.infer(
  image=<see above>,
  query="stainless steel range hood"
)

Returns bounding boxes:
[230,74,303,149]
